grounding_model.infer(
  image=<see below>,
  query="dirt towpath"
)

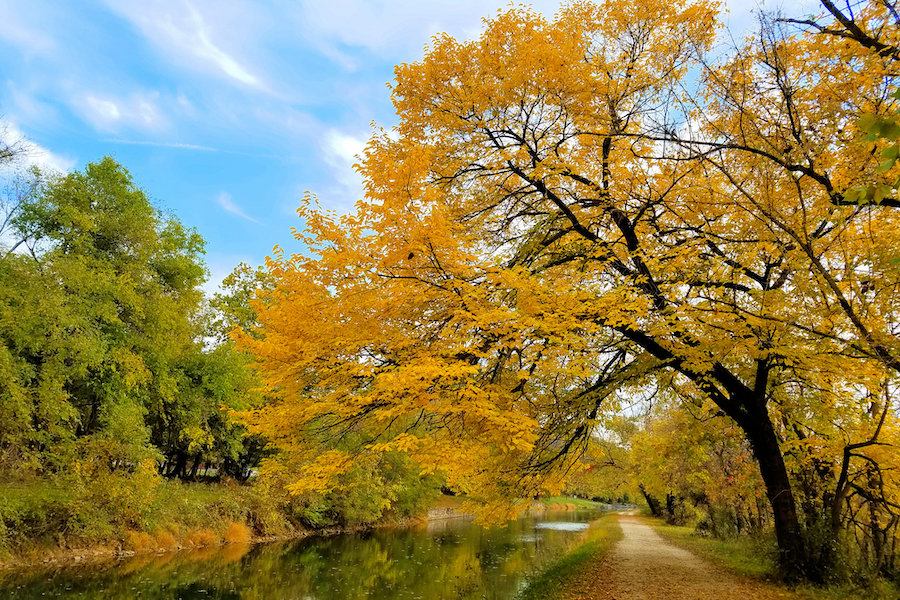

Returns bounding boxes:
[560,515,804,599]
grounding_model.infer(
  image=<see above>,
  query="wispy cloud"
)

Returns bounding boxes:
[86,95,120,122]
[105,0,265,90]
[0,9,57,57]
[77,91,166,132]
[105,138,218,152]
[1,121,75,174]
[324,130,366,167]
[216,191,260,224]
[320,128,367,211]
[294,0,563,64]
[183,2,260,87]
[105,138,304,161]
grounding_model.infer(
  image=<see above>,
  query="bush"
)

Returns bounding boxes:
[0,448,445,557]
[224,522,251,544]
[0,475,282,552]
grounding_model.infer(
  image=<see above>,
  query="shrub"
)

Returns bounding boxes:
[224,522,251,544]
[184,529,218,548]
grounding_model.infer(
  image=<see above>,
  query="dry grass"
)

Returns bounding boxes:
[154,531,177,549]
[183,529,218,548]
[223,522,251,544]
[123,531,155,551]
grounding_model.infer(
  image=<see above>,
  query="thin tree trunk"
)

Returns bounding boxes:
[666,493,677,520]
[188,452,202,480]
[756,496,767,529]
[639,483,663,517]
[168,450,188,479]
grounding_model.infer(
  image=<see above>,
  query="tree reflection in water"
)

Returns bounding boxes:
[1,510,604,599]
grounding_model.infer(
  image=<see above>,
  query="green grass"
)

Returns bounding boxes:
[792,581,900,600]
[647,519,900,600]
[649,520,777,579]
[516,514,623,600]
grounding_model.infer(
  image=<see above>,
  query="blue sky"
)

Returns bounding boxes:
[0,0,818,292]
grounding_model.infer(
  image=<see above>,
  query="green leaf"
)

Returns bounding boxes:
[858,113,879,132]
[882,122,900,141]
[842,188,864,205]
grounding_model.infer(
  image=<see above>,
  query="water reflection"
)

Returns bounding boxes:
[534,522,589,531]
[0,509,604,599]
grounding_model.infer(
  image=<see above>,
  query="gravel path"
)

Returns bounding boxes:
[559,515,803,600]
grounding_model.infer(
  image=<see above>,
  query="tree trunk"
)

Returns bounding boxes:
[639,483,663,517]
[188,452,202,480]
[666,492,677,520]
[755,496,767,529]
[167,450,188,479]
[742,407,809,580]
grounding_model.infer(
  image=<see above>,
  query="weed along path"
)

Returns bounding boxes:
[560,515,803,600]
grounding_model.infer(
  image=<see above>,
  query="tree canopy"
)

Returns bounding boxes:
[237,0,900,580]
[0,158,261,480]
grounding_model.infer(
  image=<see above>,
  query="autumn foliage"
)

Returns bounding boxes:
[239,0,900,582]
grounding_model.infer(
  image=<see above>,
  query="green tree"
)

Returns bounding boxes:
[0,158,260,480]
[1,158,206,470]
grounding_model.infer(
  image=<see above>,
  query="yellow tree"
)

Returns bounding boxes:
[240,0,899,578]
[630,398,766,534]
[671,0,900,573]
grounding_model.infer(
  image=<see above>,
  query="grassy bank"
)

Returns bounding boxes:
[0,471,436,568]
[0,477,296,567]
[516,513,623,600]
[648,519,900,600]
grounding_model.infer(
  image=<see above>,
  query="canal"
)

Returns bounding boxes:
[0,508,608,599]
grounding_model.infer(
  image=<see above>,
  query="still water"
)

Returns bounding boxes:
[0,509,603,599]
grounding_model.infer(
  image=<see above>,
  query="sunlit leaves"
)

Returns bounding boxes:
[243,1,900,569]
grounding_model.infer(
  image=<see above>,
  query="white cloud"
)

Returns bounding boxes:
[78,91,165,132]
[176,93,195,112]
[302,0,673,68]
[293,0,825,67]
[6,82,57,125]
[184,3,259,87]
[217,191,260,224]
[1,121,75,174]
[104,138,218,152]
[104,0,265,90]
[87,95,121,122]
[294,0,519,63]
[324,130,366,168]
[320,129,367,210]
